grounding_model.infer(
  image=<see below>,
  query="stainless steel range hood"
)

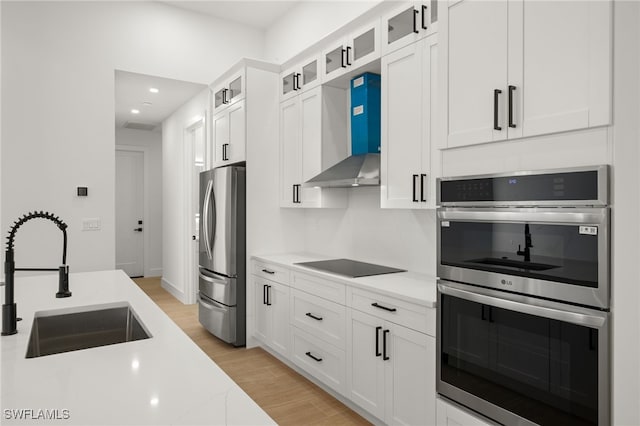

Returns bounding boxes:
[302,153,380,188]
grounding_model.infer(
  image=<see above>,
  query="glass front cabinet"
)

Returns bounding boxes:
[322,19,381,82]
[280,55,321,102]
[382,1,438,56]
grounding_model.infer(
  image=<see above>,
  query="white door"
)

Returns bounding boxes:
[385,324,435,426]
[279,97,301,207]
[348,310,386,420]
[185,118,206,304]
[253,277,270,344]
[381,41,424,209]
[445,0,508,148]
[115,150,144,277]
[212,110,228,166]
[299,87,323,207]
[269,281,290,357]
[227,99,246,164]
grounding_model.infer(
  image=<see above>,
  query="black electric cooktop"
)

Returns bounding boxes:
[294,259,406,278]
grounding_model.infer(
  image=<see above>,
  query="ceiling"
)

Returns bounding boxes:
[114,70,207,131]
[161,1,300,30]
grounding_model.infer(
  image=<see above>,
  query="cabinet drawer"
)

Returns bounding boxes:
[290,289,346,349]
[291,272,346,304]
[349,288,434,336]
[290,327,346,396]
[252,261,290,285]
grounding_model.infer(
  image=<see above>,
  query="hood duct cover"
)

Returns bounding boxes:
[302,153,380,188]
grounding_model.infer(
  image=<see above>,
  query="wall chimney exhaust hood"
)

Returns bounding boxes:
[303,73,381,189]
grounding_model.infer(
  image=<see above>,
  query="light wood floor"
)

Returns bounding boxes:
[133,277,370,426]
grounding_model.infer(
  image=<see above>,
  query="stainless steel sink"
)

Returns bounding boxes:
[26,302,152,358]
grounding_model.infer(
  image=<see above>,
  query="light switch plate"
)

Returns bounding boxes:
[82,218,101,231]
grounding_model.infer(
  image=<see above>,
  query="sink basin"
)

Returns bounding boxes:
[26,302,152,358]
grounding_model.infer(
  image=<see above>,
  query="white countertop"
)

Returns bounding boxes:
[252,253,438,308]
[0,270,275,426]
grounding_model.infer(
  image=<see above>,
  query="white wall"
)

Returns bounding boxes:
[1,1,264,277]
[115,127,163,277]
[264,0,381,63]
[161,89,209,301]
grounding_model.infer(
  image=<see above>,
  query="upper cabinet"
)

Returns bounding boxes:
[322,19,381,82]
[212,68,244,113]
[381,34,438,209]
[280,55,321,102]
[442,0,612,149]
[212,100,245,166]
[381,1,438,56]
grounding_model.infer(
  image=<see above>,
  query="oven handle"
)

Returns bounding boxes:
[438,283,607,328]
[437,208,607,225]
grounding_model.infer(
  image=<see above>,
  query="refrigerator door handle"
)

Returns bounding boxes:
[202,179,214,259]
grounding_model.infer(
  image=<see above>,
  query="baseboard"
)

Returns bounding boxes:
[147,267,163,277]
[161,277,186,303]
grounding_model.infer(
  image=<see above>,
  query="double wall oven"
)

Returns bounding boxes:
[436,166,610,426]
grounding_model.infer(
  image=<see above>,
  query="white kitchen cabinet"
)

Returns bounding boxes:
[253,276,290,358]
[348,309,435,425]
[381,34,438,209]
[436,398,496,426]
[280,54,321,102]
[442,0,612,149]
[381,1,438,56]
[212,68,244,113]
[279,86,348,208]
[322,19,381,82]
[212,99,245,166]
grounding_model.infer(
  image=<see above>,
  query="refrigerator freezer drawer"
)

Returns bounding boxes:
[198,294,236,344]
[199,269,236,306]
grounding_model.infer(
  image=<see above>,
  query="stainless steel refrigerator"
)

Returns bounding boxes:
[198,165,246,347]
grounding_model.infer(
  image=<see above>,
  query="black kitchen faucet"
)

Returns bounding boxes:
[1,211,71,336]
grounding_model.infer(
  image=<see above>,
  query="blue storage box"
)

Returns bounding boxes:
[350,73,381,155]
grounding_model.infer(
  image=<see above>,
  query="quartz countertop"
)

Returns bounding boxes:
[252,253,438,308]
[0,270,275,426]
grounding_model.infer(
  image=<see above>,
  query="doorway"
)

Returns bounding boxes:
[184,117,207,304]
[115,148,145,277]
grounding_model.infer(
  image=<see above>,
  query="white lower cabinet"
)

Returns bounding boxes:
[436,398,496,426]
[253,276,290,358]
[348,309,436,425]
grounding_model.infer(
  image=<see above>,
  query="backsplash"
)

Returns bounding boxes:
[303,187,437,275]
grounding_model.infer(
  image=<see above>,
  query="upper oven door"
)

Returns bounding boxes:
[437,207,609,309]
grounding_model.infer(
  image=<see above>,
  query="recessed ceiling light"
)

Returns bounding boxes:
[143,102,152,107]
[131,109,140,114]
[149,88,159,93]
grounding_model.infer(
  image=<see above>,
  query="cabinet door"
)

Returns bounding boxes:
[279,98,301,207]
[445,0,509,148]
[268,281,290,357]
[516,0,611,138]
[349,20,381,70]
[322,38,349,81]
[299,87,323,207]
[227,100,246,164]
[226,70,244,106]
[212,110,228,166]
[253,278,270,344]
[300,56,320,92]
[382,2,436,56]
[381,41,424,209]
[421,34,438,207]
[385,324,435,426]
[348,310,385,420]
[281,69,298,102]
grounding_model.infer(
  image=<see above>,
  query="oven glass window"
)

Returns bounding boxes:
[440,222,599,288]
[441,293,598,426]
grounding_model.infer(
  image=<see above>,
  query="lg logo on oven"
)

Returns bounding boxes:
[500,279,513,286]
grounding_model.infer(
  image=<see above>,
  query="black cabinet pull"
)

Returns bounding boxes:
[293,74,299,91]
[261,268,275,275]
[493,89,502,131]
[222,143,229,161]
[421,5,428,29]
[292,184,301,204]
[305,312,323,321]
[346,46,352,65]
[263,284,267,305]
[305,351,323,362]
[266,285,272,306]
[296,73,302,89]
[420,173,427,202]
[412,174,418,202]
[508,85,516,128]
[383,329,390,361]
[223,88,229,104]
[375,326,382,357]
[413,9,419,33]
[372,302,397,312]
[341,48,347,68]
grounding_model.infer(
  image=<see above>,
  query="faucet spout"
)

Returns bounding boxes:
[2,211,70,336]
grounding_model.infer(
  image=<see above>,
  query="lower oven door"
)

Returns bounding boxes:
[437,280,609,426]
